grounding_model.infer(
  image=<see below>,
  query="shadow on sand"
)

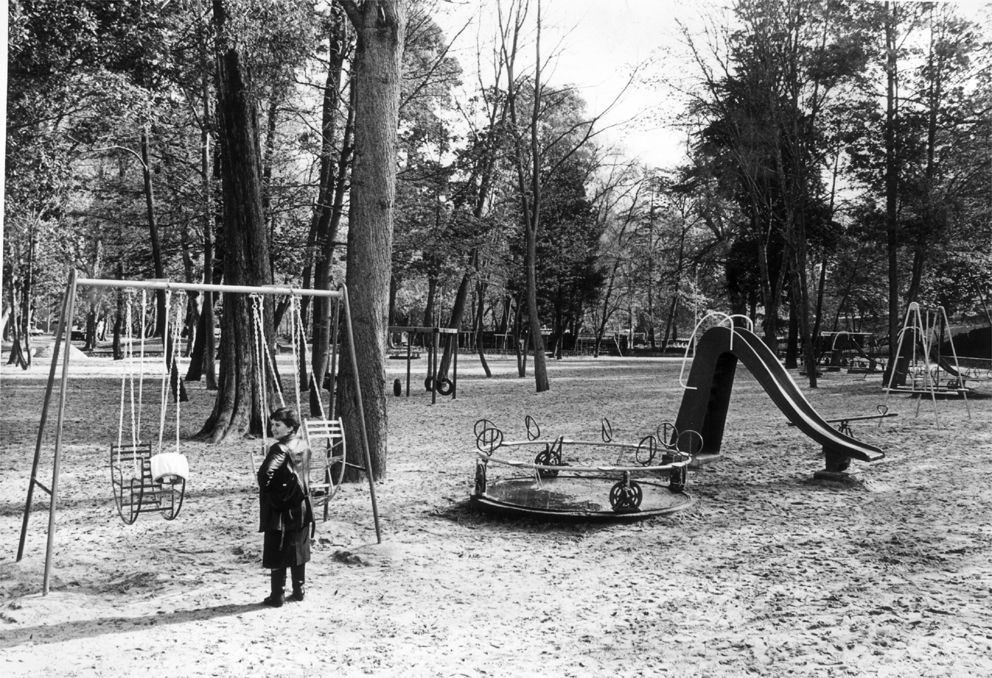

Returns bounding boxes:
[0,601,273,648]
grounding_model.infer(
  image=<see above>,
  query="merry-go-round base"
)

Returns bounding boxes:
[471,474,693,522]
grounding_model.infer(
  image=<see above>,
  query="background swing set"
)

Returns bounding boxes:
[883,301,971,427]
[388,325,459,403]
[16,271,382,595]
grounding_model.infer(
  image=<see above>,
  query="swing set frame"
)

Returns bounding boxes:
[883,301,971,427]
[16,270,382,595]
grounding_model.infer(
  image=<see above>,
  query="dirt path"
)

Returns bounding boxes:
[2,355,991,676]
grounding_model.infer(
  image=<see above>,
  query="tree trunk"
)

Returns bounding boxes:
[422,277,437,328]
[261,93,281,257]
[112,287,124,361]
[513,300,527,376]
[140,126,168,338]
[884,2,901,374]
[436,95,508,378]
[5,275,29,369]
[313,55,356,415]
[503,0,549,391]
[186,0,218,389]
[336,0,406,481]
[198,0,274,442]
[16,225,37,367]
[186,107,219,388]
[812,156,839,354]
[785,298,799,369]
[905,9,944,308]
[474,277,492,377]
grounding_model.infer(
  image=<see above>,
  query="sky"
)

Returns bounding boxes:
[435,0,992,171]
[437,0,719,169]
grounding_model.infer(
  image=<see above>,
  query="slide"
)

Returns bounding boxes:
[936,357,989,381]
[673,326,884,465]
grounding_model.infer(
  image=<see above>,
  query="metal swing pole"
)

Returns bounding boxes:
[339,285,382,543]
[884,303,915,401]
[430,327,439,405]
[938,305,970,419]
[918,305,940,426]
[404,331,412,396]
[16,270,77,574]
[452,330,458,400]
[328,297,341,419]
[44,271,83,594]
[15,269,79,595]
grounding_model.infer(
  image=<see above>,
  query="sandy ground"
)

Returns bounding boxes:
[1,346,991,677]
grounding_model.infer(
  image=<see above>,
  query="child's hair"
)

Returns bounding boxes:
[269,406,300,433]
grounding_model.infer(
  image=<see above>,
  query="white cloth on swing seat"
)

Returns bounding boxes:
[150,452,189,483]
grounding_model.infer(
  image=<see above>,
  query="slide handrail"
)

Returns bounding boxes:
[679,312,754,390]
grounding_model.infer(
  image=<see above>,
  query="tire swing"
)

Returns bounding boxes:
[110,289,189,525]
[424,375,454,395]
[435,376,454,396]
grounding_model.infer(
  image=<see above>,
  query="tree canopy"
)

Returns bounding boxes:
[4,0,991,454]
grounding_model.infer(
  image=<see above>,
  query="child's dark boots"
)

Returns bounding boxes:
[262,568,286,607]
[290,564,305,602]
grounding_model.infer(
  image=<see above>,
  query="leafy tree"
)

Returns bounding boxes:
[839,2,989,369]
[684,0,871,384]
[5,0,171,357]
[527,155,603,356]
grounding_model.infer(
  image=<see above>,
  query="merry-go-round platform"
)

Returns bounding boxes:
[470,417,696,522]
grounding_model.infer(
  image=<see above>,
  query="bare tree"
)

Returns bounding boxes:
[493,0,634,390]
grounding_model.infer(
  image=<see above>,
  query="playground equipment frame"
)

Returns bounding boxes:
[884,302,971,426]
[388,325,459,404]
[17,270,382,595]
[471,418,694,520]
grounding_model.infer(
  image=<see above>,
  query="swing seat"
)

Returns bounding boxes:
[302,417,348,521]
[150,452,189,484]
[111,443,187,524]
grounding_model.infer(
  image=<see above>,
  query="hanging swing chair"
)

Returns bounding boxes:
[301,417,348,520]
[110,289,189,524]
[250,293,348,521]
[288,294,347,518]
